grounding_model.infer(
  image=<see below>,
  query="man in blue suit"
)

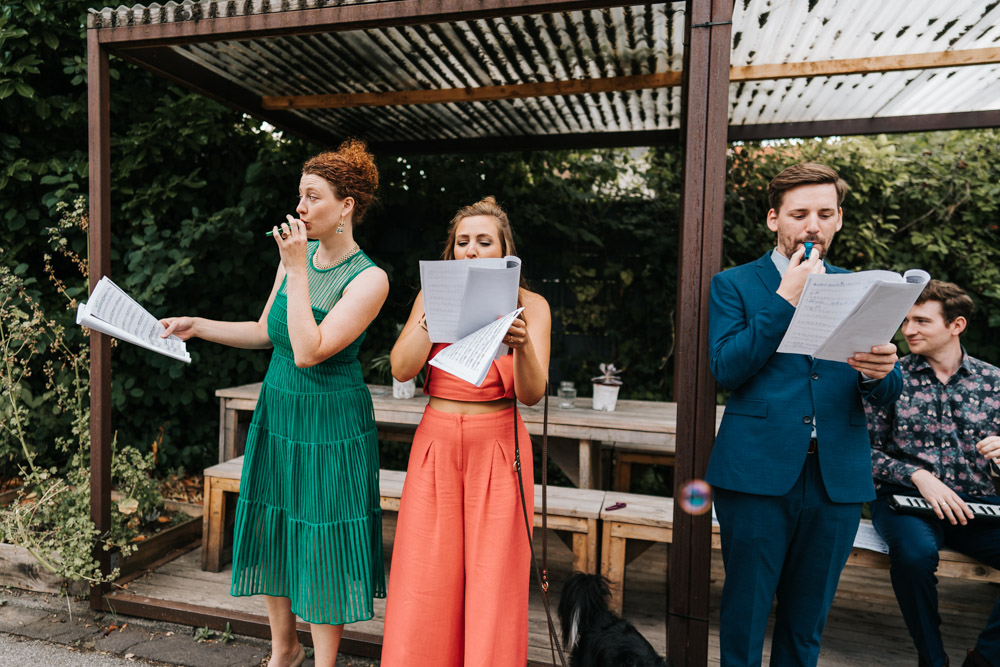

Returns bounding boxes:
[706,162,903,666]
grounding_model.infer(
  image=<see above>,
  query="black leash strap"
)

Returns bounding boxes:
[513,385,567,667]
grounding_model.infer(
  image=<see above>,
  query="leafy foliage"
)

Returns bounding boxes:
[0,0,310,474]
[0,201,160,584]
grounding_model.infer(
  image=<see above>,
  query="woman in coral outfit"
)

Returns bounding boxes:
[381,196,551,666]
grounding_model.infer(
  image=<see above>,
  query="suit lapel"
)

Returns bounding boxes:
[754,250,781,293]
[755,250,818,366]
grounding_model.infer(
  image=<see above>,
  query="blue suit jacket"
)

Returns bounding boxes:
[705,251,902,503]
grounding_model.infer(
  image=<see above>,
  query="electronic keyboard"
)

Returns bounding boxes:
[889,494,1000,522]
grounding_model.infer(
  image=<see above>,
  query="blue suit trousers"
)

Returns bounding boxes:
[714,454,862,667]
[871,488,1000,667]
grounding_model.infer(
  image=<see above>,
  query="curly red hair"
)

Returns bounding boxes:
[302,138,379,223]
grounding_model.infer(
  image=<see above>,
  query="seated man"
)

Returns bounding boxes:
[869,280,1000,667]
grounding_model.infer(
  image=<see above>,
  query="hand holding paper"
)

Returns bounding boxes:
[419,256,521,342]
[778,268,930,362]
[77,276,191,363]
[429,309,524,386]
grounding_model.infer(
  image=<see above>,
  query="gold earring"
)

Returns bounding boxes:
[336,215,345,234]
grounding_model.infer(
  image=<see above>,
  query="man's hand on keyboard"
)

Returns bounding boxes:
[911,469,974,525]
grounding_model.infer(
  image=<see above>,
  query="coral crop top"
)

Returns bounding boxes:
[423,342,515,400]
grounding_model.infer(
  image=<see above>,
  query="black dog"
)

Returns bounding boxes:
[557,572,670,667]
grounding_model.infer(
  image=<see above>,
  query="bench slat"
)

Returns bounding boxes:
[204,456,244,480]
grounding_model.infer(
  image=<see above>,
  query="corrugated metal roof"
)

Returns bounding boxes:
[88,1,1000,147]
[730,0,1000,125]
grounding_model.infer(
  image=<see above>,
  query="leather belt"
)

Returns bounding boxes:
[808,438,818,454]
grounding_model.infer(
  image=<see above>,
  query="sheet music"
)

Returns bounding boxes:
[816,270,930,361]
[455,260,521,340]
[429,308,523,386]
[778,269,930,361]
[419,256,521,343]
[418,261,470,343]
[77,277,190,363]
[852,521,889,554]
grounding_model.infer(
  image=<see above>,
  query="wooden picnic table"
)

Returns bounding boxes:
[215,382,724,489]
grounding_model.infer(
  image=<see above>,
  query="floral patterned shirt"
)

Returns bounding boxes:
[868,352,1000,497]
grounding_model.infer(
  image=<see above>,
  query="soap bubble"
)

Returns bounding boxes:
[678,479,712,516]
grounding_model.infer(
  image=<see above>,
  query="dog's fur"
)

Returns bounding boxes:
[557,572,670,667]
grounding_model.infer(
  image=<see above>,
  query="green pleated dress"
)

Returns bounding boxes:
[230,242,385,625]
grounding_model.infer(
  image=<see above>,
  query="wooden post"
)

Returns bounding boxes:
[87,30,113,611]
[670,1,733,664]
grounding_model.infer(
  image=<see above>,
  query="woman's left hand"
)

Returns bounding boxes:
[272,215,309,273]
[503,316,530,350]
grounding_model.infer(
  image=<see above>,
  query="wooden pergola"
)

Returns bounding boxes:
[86,1,1000,664]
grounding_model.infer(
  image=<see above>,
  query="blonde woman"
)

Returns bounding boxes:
[381,196,551,666]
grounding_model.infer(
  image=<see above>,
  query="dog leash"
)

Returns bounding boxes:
[513,384,568,667]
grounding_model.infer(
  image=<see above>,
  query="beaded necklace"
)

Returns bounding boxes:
[313,243,360,270]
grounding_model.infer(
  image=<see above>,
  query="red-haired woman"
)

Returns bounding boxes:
[381,196,551,666]
[160,139,388,667]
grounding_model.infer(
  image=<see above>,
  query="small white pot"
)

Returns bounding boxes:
[392,378,416,399]
[592,383,620,411]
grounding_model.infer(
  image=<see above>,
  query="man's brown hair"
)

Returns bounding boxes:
[915,279,974,325]
[768,162,848,212]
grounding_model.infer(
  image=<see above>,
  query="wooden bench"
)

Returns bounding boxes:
[201,456,243,572]
[847,519,1000,583]
[599,492,720,614]
[533,485,606,574]
[598,494,1000,615]
[202,458,605,575]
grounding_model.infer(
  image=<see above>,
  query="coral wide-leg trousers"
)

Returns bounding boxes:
[381,405,534,667]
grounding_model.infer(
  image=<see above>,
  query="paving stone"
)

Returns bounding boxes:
[49,622,101,646]
[224,644,270,667]
[15,613,82,642]
[92,626,152,654]
[0,605,49,633]
[128,633,266,667]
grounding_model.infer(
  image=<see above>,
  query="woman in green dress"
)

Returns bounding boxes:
[160,139,388,667]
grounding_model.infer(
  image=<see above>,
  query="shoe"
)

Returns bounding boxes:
[963,648,992,667]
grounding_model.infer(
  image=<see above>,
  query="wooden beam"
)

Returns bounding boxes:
[729,110,1000,141]
[102,593,382,657]
[732,46,1000,82]
[370,129,681,154]
[369,109,1000,154]
[670,0,732,664]
[261,46,1000,111]
[86,31,113,611]
[94,0,653,48]
[262,72,682,110]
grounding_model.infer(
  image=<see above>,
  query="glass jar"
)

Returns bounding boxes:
[557,380,576,409]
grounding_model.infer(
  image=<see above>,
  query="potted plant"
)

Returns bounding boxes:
[372,352,416,399]
[591,363,622,411]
